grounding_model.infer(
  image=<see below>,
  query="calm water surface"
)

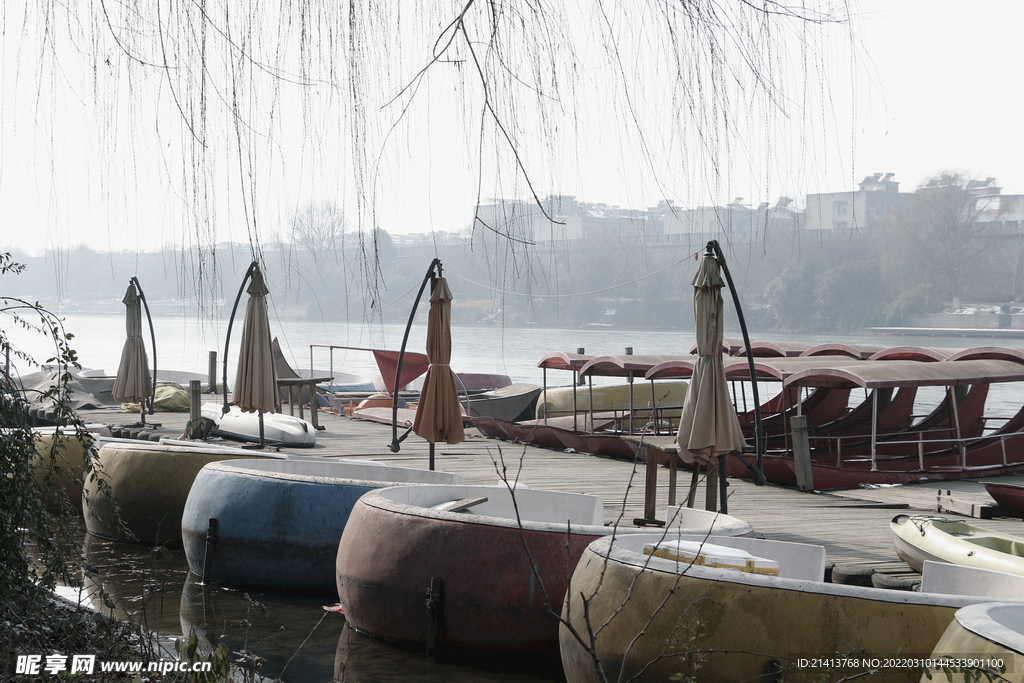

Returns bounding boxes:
[68,534,562,683]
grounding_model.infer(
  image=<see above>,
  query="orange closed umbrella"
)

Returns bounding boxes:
[675,253,746,466]
[412,277,464,446]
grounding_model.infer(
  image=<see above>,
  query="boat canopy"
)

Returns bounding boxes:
[688,338,744,356]
[783,358,1024,390]
[536,352,593,372]
[578,355,697,378]
[736,341,816,358]
[947,346,1024,364]
[867,346,963,362]
[645,356,864,382]
[800,343,883,359]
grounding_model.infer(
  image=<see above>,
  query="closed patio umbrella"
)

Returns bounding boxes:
[676,252,747,500]
[412,277,464,452]
[112,282,152,424]
[233,265,278,443]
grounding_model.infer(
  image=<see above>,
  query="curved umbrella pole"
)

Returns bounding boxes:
[130,277,158,418]
[706,240,766,487]
[390,258,441,453]
[222,261,259,416]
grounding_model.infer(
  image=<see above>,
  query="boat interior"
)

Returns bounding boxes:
[372,484,606,527]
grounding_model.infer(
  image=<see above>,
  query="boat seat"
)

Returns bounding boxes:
[963,536,1024,557]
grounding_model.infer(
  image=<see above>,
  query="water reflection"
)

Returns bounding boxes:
[76,534,563,682]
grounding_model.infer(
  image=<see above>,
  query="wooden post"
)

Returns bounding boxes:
[668,449,678,507]
[189,380,202,424]
[705,461,718,511]
[644,448,658,519]
[791,414,814,492]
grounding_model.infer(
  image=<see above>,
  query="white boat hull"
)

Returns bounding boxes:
[202,403,316,447]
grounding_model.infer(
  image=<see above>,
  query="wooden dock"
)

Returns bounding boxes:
[75,399,1024,566]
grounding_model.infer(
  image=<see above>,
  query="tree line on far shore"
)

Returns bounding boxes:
[2,172,1015,335]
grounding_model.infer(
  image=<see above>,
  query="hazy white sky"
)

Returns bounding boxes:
[1,1,1021,256]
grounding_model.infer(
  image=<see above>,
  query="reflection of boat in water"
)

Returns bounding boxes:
[84,440,283,546]
[181,458,460,591]
[78,533,186,635]
[179,572,344,682]
[560,532,1024,683]
[336,484,752,655]
[891,514,1024,575]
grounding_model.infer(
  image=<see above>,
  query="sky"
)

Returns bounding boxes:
[1,1,1022,257]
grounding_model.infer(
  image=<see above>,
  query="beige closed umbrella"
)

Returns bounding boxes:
[676,253,747,506]
[233,266,279,443]
[112,282,153,424]
[413,277,464,466]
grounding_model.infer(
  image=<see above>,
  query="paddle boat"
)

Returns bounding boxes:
[559,532,1022,683]
[924,602,1024,682]
[891,514,1024,575]
[83,440,284,546]
[335,484,754,655]
[201,402,316,447]
[180,458,461,591]
[985,481,1024,517]
[28,424,112,509]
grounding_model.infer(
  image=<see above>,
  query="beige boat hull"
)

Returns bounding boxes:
[561,535,994,683]
[31,432,96,511]
[921,603,1024,682]
[83,442,276,545]
[536,381,687,420]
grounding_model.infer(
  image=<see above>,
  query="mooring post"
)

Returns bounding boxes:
[791,414,814,492]
[207,351,218,393]
[425,577,445,657]
[202,518,219,584]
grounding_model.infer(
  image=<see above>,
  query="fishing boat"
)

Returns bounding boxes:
[83,440,284,546]
[180,458,461,592]
[890,514,1024,575]
[201,402,316,447]
[984,481,1024,517]
[924,602,1024,682]
[560,532,1020,683]
[335,484,754,655]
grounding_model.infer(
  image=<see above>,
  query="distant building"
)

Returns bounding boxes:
[654,196,800,242]
[803,173,902,236]
[473,195,659,243]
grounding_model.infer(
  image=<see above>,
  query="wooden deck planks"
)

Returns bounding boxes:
[71,401,1024,565]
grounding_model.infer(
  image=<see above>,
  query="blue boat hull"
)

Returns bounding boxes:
[181,459,460,592]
